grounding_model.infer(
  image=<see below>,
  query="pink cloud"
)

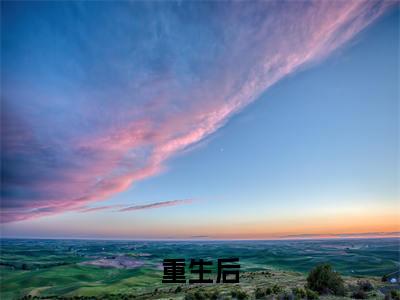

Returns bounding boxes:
[1,1,395,222]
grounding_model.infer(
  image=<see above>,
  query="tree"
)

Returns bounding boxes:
[306,263,345,296]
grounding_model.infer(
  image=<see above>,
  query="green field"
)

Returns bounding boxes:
[0,238,399,299]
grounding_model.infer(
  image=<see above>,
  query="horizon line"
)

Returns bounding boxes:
[1,235,399,242]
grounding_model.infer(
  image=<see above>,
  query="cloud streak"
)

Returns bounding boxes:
[76,199,191,213]
[1,1,395,222]
[77,205,123,213]
[118,199,193,212]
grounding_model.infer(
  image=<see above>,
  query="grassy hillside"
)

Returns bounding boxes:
[1,239,399,300]
[11,269,400,300]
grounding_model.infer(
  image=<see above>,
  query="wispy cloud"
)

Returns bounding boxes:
[190,235,210,239]
[76,199,192,213]
[119,199,193,212]
[1,1,395,222]
[77,205,123,213]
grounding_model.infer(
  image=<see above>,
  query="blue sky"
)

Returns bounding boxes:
[1,1,398,239]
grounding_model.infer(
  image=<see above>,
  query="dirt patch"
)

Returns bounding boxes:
[81,256,145,269]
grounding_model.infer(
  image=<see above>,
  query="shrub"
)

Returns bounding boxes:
[185,290,211,300]
[391,290,400,300]
[194,290,207,300]
[291,287,319,299]
[306,263,345,295]
[237,290,249,300]
[175,286,182,293]
[210,291,219,300]
[231,288,249,299]
[305,288,319,299]
[194,291,207,300]
[272,284,283,294]
[184,293,195,300]
[292,287,307,299]
[255,288,265,299]
[352,289,368,299]
[358,280,374,292]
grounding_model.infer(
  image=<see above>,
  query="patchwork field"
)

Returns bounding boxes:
[0,238,399,299]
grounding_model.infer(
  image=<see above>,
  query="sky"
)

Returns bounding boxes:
[1,1,399,239]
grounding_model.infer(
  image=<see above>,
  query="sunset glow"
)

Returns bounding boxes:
[1,1,398,240]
